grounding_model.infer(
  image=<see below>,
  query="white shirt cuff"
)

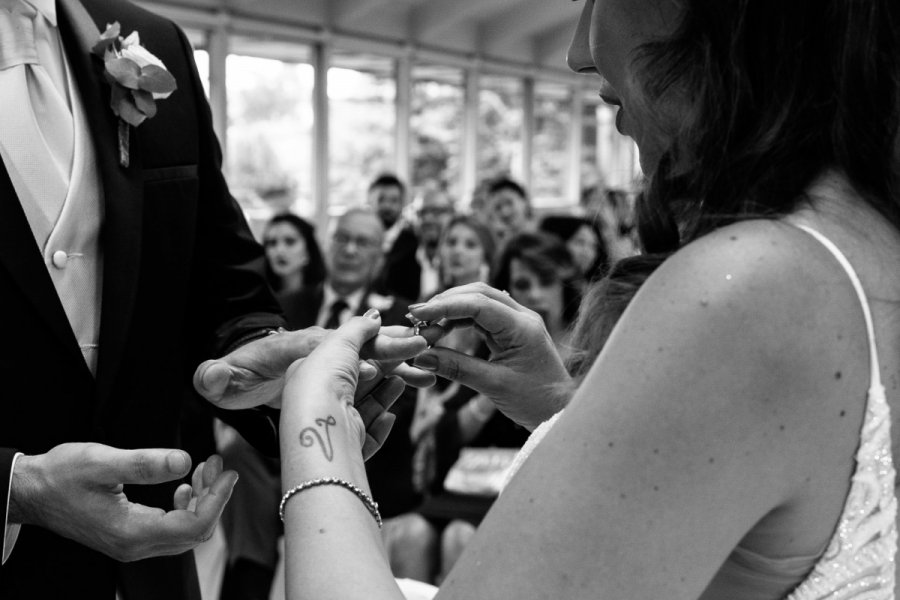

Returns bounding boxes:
[3,452,24,565]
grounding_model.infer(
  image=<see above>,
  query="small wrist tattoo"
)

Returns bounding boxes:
[298,415,337,461]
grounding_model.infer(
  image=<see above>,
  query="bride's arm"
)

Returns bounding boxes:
[279,313,408,600]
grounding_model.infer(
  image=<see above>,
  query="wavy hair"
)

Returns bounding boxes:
[568,0,900,380]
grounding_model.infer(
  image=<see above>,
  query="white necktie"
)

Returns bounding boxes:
[0,0,74,249]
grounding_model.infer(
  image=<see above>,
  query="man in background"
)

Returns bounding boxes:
[369,173,421,301]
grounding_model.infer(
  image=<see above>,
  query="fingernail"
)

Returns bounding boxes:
[413,353,438,372]
[167,451,188,474]
[364,308,380,320]
[408,303,427,311]
[405,312,416,323]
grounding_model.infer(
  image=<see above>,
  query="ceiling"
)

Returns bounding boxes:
[141,0,587,80]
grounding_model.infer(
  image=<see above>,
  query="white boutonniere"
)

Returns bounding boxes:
[91,22,177,167]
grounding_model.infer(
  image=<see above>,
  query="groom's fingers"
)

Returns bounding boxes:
[192,360,233,403]
[90,446,191,486]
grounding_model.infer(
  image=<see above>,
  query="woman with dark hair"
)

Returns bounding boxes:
[492,231,580,347]
[262,213,326,295]
[539,214,609,281]
[276,0,900,598]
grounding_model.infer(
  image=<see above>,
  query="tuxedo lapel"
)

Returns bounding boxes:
[57,0,144,401]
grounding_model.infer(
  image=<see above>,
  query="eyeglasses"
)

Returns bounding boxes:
[333,231,380,251]
[418,206,453,217]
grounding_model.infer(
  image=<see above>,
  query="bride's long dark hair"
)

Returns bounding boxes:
[567,0,900,380]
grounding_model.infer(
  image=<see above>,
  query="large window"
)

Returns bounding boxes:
[328,52,396,214]
[225,39,315,233]
[478,75,523,184]
[184,28,209,97]
[532,82,572,208]
[582,93,641,191]
[411,64,464,200]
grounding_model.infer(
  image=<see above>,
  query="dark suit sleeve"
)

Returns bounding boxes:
[0,448,19,564]
[170,26,285,358]
[168,26,285,454]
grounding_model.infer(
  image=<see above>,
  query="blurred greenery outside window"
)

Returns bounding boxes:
[328,52,396,216]
[533,82,572,211]
[582,91,641,192]
[224,40,315,236]
[411,64,464,203]
[478,74,523,185]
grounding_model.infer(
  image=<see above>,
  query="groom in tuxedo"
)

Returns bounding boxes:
[0,0,371,597]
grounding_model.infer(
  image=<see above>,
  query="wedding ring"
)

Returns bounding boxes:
[413,320,430,337]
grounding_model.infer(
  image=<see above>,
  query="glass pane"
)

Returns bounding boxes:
[328,51,396,216]
[532,82,572,210]
[411,64,464,201]
[478,75,523,183]
[582,91,642,191]
[184,28,208,98]
[225,42,315,236]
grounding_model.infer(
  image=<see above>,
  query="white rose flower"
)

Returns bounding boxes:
[120,33,173,99]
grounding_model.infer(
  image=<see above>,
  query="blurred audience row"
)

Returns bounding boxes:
[216,172,638,598]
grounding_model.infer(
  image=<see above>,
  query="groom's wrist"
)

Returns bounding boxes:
[222,326,288,356]
[8,454,43,526]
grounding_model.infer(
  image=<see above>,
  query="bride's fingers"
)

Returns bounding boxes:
[355,376,406,429]
[362,412,397,461]
[360,331,428,362]
[429,282,524,311]
[391,363,436,388]
[408,292,524,338]
[359,360,379,381]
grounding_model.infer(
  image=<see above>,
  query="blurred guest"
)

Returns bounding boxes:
[467,178,493,224]
[493,232,580,349]
[580,185,639,261]
[369,173,421,301]
[485,177,533,244]
[406,216,502,583]
[539,215,608,281]
[411,216,497,447]
[414,188,455,302]
[262,213,326,295]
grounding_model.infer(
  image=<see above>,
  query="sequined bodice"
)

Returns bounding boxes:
[784,225,896,600]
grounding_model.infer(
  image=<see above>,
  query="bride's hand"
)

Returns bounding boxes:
[408,282,572,431]
[280,310,402,463]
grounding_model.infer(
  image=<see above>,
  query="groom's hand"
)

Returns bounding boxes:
[9,443,237,562]
[194,326,433,410]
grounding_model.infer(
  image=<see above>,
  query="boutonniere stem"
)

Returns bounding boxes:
[91,22,177,167]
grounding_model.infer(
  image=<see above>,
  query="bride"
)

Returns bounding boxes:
[273,0,900,598]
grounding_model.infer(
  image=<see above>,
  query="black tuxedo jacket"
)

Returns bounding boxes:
[0,0,283,597]
[279,285,422,518]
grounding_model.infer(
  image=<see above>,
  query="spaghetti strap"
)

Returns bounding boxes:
[793,224,883,392]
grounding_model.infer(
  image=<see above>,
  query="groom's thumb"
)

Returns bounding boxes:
[193,360,232,404]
